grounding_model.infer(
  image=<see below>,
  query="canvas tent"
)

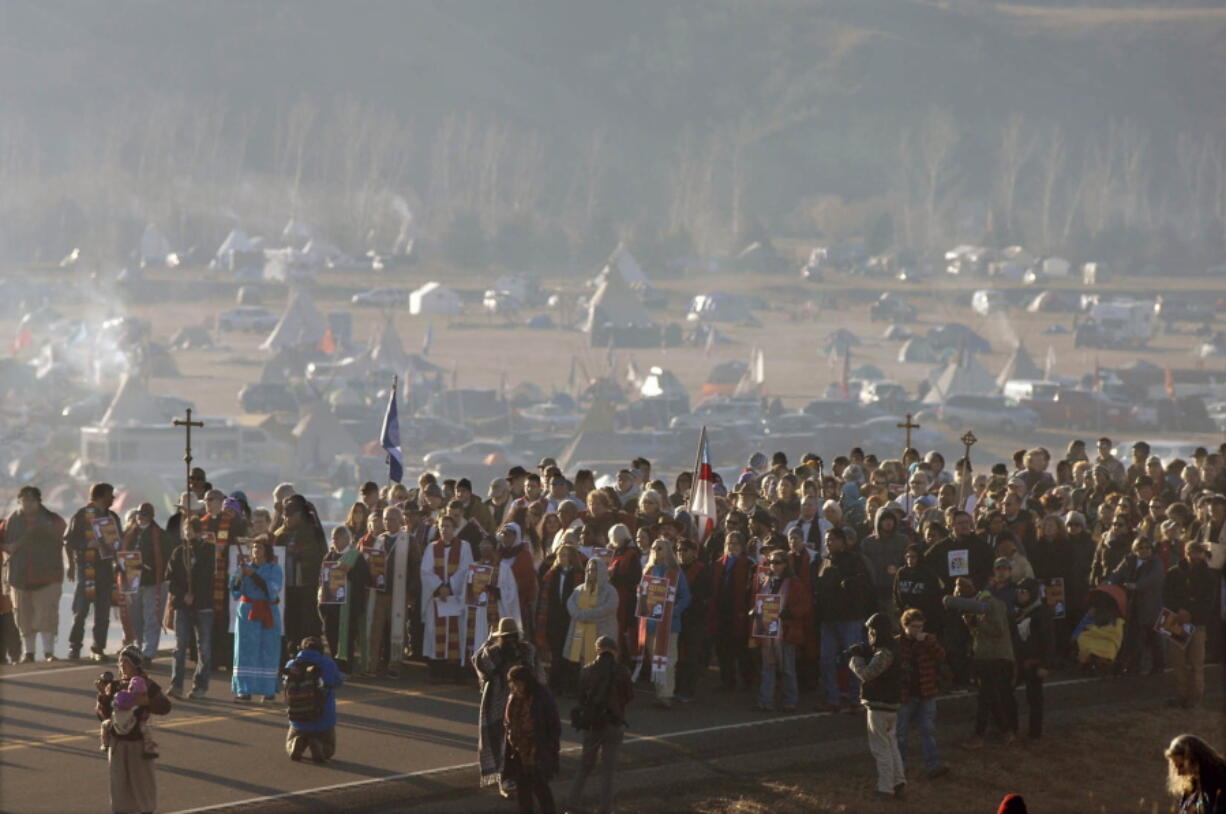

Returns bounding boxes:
[898,337,938,364]
[138,224,171,266]
[211,229,260,270]
[100,373,167,427]
[282,218,313,247]
[369,319,409,372]
[583,267,657,344]
[260,290,327,351]
[996,342,1044,389]
[292,402,356,469]
[599,243,649,288]
[409,282,462,315]
[924,352,997,403]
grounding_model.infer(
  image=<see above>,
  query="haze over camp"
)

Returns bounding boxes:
[1,3,1225,814]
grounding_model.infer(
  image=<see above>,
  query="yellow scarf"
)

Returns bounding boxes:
[566,584,599,664]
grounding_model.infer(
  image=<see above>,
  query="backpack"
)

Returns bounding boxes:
[284,659,325,723]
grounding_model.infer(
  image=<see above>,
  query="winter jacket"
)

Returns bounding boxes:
[814,549,875,623]
[1109,554,1165,626]
[897,632,946,701]
[165,538,217,611]
[1090,533,1132,587]
[1163,559,1217,627]
[285,647,343,733]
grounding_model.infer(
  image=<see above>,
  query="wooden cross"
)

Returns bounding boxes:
[897,413,921,454]
[959,429,978,507]
[173,408,203,510]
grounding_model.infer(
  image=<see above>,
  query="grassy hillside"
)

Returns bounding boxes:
[2,0,1223,266]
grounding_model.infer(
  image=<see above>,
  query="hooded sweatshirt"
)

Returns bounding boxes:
[860,508,909,602]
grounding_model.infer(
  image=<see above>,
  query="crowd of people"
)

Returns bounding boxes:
[1,434,1225,811]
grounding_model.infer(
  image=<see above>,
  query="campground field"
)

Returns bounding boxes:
[3,260,1224,477]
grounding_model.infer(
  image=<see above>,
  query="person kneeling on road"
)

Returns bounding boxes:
[847,612,907,801]
[284,636,343,763]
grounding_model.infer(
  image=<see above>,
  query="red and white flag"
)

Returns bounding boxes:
[687,426,717,544]
[10,325,32,356]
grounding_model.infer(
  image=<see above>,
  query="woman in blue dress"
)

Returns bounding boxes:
[231,539,283,701]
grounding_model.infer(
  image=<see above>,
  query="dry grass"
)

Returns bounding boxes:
[617,706,1223,814]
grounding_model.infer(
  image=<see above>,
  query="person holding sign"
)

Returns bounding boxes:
[420,514,473,682]
[465,539,521,663]
[65,483,123,662]
[361,506,409,678]
[119,504,170,664]
[754,552,809,713]
[634,539,690,710]
[318,526,369,675]
[1162,541,1215,708]
[232,539,284,701]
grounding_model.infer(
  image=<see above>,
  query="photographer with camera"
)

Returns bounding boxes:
[846,613,906,801]
[566,635,634,814]
[94,646,172,814]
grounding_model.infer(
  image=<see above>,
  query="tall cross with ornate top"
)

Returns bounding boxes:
[173,408,204,509]
[959,429,978,509]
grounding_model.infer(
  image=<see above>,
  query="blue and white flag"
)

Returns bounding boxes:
[380,382,403,483]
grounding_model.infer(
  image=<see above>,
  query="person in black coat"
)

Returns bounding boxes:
[1012,578,1054,739]
[1162,542,1217,708]
[815,528,877,711]
[893,544,944,637]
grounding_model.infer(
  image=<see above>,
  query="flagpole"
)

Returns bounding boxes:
[686,426,706,517]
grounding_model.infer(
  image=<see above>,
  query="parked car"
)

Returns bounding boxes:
[238,383,297,414]
[218,306,279,332]
[351,287,410,307]
[400,416,473,451]
[1018,388,1133,430]
[934,394,1039,433]
[1074,300,1156,349]
[971,289,1008,316]
[669,397,765,430]
[421,440,509,469]
[859,381,911,409]
[801,399,884,425]
[515,402,581,432]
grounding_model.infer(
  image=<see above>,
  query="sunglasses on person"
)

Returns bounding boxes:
[769,558,787,566]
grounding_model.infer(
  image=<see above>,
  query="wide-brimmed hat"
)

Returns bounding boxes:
[495,617,520,637]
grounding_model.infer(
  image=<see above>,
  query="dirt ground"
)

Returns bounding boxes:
[616,705,1224,814]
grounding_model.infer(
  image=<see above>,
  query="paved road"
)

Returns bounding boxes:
[0,657,1218,814]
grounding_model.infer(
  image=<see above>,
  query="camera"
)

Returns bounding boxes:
[96,670,120,695]
[841,643,872,662]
